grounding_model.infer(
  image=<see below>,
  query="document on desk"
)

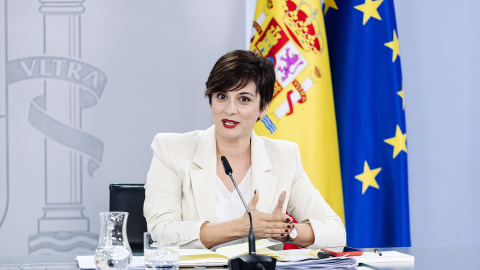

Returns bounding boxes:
[356,251,414,264]
[77,242,369,269]
[77,253,358,269]
[76,256,144,269]
[179,239,279,266]
[275,249,358,269]
[276,258,357,269]
[180,241,359,268]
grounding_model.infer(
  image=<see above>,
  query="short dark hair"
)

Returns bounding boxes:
[205,50,275,110]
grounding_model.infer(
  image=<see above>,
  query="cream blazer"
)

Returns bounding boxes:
[144,125,346,249]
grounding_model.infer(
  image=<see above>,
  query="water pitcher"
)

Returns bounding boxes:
[94,212,132,270]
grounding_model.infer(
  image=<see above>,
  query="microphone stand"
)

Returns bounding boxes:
[221,156,276,270]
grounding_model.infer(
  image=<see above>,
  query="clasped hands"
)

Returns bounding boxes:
[240,190,293,242]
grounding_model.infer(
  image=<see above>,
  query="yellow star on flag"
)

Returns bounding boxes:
[324,0,338,15]
[354,0,383,25]
[355,161,381,194]
[397,88,405,110]
[384,125,407,158]
[385,29,400,62]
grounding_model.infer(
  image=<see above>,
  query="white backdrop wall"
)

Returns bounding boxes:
[0,0,479,256]
[0,0,244,255]
[394,0,480,248]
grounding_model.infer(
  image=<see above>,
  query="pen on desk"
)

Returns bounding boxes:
[373,248,382,256]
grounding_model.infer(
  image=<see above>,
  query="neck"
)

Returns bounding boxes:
[215,133,251,160]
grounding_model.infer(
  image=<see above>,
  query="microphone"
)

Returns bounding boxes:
[221,156,255,254]
[220,156,276,270]
[221,156,233,175]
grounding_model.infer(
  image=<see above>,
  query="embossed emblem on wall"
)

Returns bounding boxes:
[2,0,107,254]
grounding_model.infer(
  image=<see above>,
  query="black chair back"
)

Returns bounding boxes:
[109,183,147,253]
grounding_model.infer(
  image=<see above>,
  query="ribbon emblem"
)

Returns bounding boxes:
[6,56,107,176]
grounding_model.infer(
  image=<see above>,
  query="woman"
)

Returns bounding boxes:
[144,50,346,249]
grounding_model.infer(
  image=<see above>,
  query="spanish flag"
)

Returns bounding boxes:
[250,0,344,222]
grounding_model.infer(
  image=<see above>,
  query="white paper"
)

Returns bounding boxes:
[76,256,96,269]
[76,256,145,269]
[356,251,414,264]
[276,256,357,269]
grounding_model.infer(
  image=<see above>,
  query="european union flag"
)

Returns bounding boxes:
[324,0,410,247]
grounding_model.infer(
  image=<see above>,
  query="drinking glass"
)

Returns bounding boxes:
[144,232,179,269]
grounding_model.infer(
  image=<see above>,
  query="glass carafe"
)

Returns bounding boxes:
[94,212,132,270]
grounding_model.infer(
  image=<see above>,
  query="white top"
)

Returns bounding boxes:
[213,167,253,249]
[215,167,253,222]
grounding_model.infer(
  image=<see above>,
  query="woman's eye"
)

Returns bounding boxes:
[239,96,251,102]
[217,93,226,100]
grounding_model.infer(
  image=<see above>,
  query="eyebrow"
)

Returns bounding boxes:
[238,91,256,97]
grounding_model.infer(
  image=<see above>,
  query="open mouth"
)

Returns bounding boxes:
[222,119,239,128]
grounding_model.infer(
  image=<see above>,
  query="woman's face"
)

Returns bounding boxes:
[211,82,268,142]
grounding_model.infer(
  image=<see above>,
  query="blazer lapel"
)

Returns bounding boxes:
[189,127,279,220]
[191,125,217,222]
[251,131,279,213]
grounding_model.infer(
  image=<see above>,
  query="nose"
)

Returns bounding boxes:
[225,99,237,115]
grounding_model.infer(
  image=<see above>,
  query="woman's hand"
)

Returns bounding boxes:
[268,191,315,247]
[240,190,292,239]
[270,191,294,242]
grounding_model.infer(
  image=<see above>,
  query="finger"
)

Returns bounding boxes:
[271,212,292,223]
[258,211,291,224]
[252,218,293,238]
[254,223,292,238]
[254,209,286,223]
[271,220,293,231]
[273,191,286,214]
[254,219,292,235]
[247,189,259,211]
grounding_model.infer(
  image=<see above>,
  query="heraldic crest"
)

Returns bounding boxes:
[250,0,326,134]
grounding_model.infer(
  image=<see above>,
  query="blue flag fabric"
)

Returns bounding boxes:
[324,0,411,247]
